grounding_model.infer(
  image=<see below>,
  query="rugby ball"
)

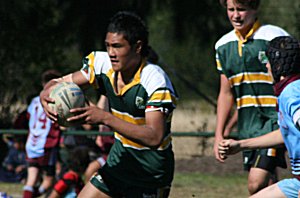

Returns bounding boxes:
[49,82,85,127]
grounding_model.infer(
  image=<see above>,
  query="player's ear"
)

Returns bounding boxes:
[135,40,142,54]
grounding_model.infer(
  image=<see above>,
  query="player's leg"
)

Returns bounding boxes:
[252,178,300,198]
[78,182,111,198]
[39,174,55,195]
[250,183,286,198]
[85,156,106,183]
[37,148,57,196]
[248,167,271,194]
[245,148,286,195]
[23,166,40,198]
[85,160,102,182]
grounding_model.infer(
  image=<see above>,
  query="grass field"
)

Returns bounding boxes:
[0,101,290,197]
[170,172,248,198]
[0,172,249,198]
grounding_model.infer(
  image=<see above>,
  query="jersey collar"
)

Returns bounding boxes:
[235,20,261,57]
[108,59,146,96]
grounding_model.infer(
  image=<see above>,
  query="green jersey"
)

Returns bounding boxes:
[81,51,178,188]
[215,21,289,139]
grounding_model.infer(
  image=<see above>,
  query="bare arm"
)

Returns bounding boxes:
[214,74,235,162]
[223,110,238,137]
[48,190,61,198]
[105,110,165,148]
[97,95,110,112]
[68,107,166,148]
[218,129,284,158]
[238,129,284,149]
[96,95,112,149]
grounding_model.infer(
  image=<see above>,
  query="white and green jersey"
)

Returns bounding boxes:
[80,51,178,188]
[215,21,289,139]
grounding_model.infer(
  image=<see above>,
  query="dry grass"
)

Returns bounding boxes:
[171,100,216,133]
[171,100,217,159]
[3,100,286,197]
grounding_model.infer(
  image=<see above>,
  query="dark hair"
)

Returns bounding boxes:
[147,46,159,64]
[13,134,27,144]
[69,146,91,174]
[266,36,300,83]
[41,69,61,84]
[107,11,149,57]
[219,0,260,10]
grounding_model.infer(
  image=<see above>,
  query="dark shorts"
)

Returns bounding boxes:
[26,148,58,176]
[90,173,171,198]
[243,147,287,173]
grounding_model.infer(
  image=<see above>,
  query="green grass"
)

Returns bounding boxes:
[0,172,249,198]
[169,172,249,198]
[0,182,23,197]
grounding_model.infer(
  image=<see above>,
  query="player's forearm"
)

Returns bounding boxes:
[225,110,238,129]
[102,112,164,148]
[215,93,234,139]
[238,129,284,150]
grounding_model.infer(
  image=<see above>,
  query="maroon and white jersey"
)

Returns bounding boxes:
[26,96,61,158]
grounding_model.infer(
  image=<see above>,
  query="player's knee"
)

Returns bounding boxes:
[248,183,258,195]
[247,181,265,195]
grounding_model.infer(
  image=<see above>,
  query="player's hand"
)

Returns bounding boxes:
[218,139,241,158]
[214,137,225,163]
[68,105,107,125]
[15,165,26,173]
[40,86,58,121]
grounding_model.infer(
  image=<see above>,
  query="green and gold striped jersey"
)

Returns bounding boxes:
[215,21,289,139]
[81,51,178,188]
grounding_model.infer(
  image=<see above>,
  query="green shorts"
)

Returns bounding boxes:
[243,147,287,173]
[90,173,171,198]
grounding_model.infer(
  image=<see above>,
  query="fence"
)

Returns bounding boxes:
[0,129,238,138]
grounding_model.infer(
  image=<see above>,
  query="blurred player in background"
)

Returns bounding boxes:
[84,95,114,183]
[214,0,289,195]
[40,11,178,198]
[219,35,300,198]
[23,70,62,198]
[49,146,90,198]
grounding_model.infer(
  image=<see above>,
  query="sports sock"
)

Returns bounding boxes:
[23,186,34,198]
[38,186,46,194]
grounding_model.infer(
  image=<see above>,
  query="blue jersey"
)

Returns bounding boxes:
[278,80,300,176]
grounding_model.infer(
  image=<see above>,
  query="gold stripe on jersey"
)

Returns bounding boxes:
[236,96,277,109]
[106,68,115,90]
[86,53,96,85]
[114,132,172,150]
[149,90,176,104]
[216,59,222,71]
[229,72,273,86]
[111,108,146,125]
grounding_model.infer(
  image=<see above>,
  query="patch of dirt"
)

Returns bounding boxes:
[175,151,292,180]
[175,153,245,175]
[171,103,291,178]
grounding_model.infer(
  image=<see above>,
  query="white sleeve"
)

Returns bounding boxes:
[293,108,300,130]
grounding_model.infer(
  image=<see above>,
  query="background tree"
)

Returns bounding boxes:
[0,0,299,128]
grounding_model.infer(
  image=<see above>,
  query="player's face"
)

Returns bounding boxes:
[105,32,141,73]
[226,0,257,37]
